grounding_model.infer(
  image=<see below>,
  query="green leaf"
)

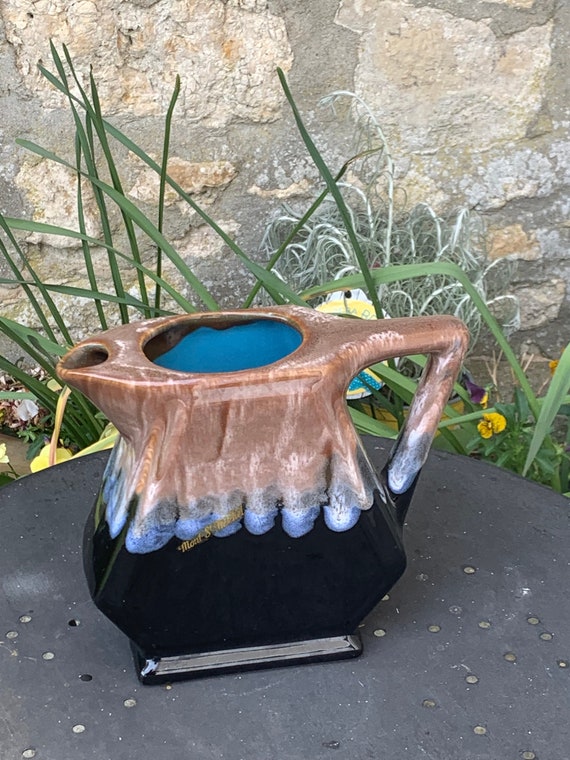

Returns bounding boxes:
[0,214,71,344]
[37,83,307,308]
[2,218,197,314]
[523,343,570,476]
[1,317,68,356]
[0,390,37,400]
[349,407,398,439]
[302,262,539,420]
[156,74,181,313]
[277,68,383,319]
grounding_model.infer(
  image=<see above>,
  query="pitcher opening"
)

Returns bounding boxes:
[146,318,303,373]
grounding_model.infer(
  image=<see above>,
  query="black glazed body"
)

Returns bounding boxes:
[84,485,414,683]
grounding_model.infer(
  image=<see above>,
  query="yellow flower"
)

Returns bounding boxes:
[477,412,507,439]
[549,359,559,375]
[0,442,10,465]
[480,392,489,409]
[30,444,73,473]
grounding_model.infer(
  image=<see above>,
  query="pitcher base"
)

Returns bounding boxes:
[132,633,363,685]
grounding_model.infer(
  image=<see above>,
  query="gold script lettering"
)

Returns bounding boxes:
[177,505,244,552]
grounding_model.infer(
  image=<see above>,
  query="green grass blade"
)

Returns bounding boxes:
[349,407,398,439]
[44,273,192,314]
[302,261,539,419]
[0,223,54,341]
[242,149,379,309]
[0,246,195,316]
[83,113,130,323]
[0,214,73,344]
[0,316,68,359]
[523,343,570,476]
[31,62,306,306]
[437,409,494,428]
[12,140,222,311]
[276,68,383,319]
[87,169,303,308]
[15,139,70,167]
[42,43,130,322]
[84,62,150,315]
[369,360,470,454]
[41,283,170,311]
[156,75,181,314]
[27,60,302,305]
[0,318,63,376]
[95,119,307,305]
[0,391,37,401]
[74,132,108,330]
[81,175,220,310]
[4,206,202,315]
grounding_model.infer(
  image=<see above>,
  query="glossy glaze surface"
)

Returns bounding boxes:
[58,307,469,554]
[57,306,468,682]
[84,483,412,662]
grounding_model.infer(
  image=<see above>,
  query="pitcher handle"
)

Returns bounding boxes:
[316,312,470,501]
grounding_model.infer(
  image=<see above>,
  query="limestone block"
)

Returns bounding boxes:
[128,158,237,206]
[486,224,541,261]
[335,1,553,209]
[462,149,554,210]
[336,1,551,150]
[172,220,241,262]
[515,279,566,329]
[1,0,292,125]
[0,284,23,309]
[15,158,101,248]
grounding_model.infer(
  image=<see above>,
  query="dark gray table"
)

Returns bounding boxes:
[1,438,569,760]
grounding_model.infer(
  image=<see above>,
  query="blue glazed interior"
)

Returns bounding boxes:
[153,319,302,373]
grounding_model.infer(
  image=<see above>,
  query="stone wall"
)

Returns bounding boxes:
[0,0,568,362]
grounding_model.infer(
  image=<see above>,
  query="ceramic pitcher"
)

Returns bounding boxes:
[57,306,468,683]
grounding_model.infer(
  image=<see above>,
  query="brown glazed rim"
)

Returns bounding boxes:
[58,305,469,394]
[59,308,315,387]
[56,305,470,538]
